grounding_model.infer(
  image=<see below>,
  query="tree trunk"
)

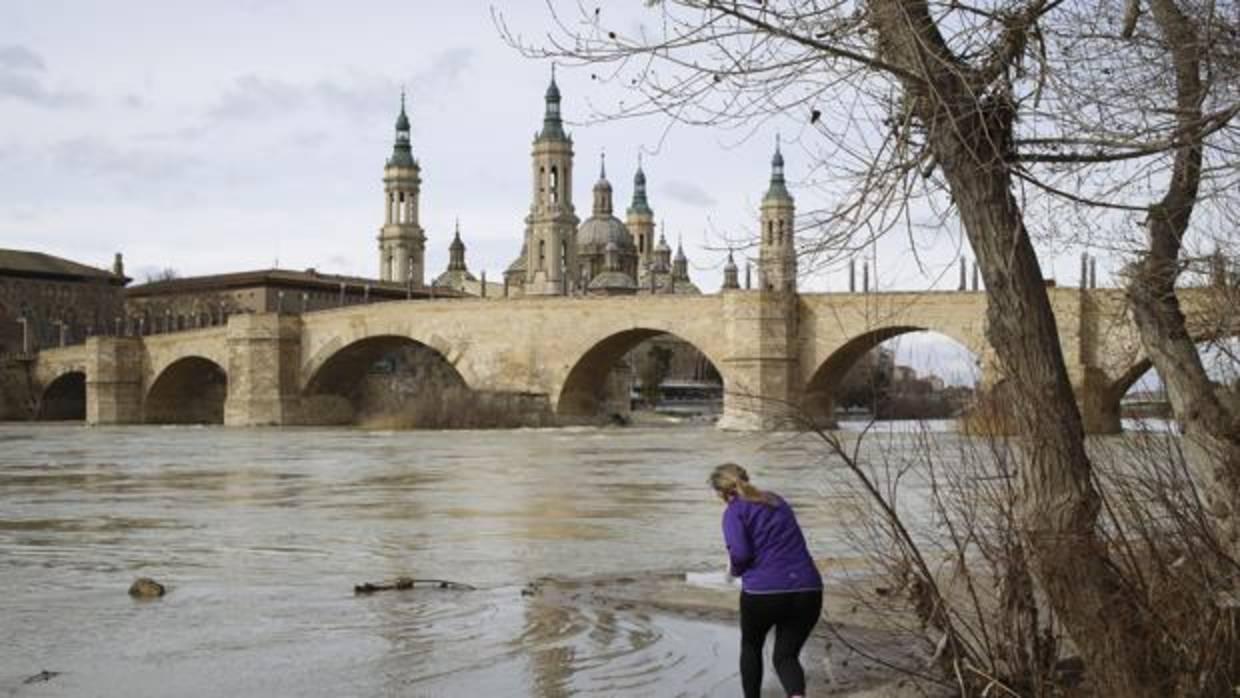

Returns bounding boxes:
[867,1,1173,694]
[1126,0,1240,550]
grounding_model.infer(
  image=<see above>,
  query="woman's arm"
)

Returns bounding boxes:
[722,505,754,576]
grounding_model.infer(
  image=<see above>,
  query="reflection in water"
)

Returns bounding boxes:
[0,422,933,696]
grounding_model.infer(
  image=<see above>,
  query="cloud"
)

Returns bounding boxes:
[50,137,198,181]
[0,44,91,108]
[0,45,46,71]
[206,47,476,122]
[662,179,718,207]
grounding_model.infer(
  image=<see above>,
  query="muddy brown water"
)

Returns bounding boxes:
[0,420,1065,696]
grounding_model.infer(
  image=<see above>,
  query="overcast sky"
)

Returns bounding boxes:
[5,1,1134,383]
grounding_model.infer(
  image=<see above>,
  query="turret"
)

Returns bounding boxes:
[432,218,478,293]
[673,238,689,281]
[448,219,466,271]
[722,250,740,290]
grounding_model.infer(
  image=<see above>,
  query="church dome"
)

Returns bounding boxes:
[577,216,635,254]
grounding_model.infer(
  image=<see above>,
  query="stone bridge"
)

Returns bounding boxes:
[31,286,1236,432]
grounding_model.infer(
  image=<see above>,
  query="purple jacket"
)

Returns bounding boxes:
[722,493,822,593]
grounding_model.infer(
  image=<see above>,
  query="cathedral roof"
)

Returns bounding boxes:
[588,269,637,293]
[433,268,477,289]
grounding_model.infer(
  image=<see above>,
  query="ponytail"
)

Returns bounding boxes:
[709,463,774,506]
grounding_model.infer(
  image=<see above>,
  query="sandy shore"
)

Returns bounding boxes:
[524,562,955,697]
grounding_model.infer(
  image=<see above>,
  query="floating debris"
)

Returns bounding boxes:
[353,577,476,595]
[23,670,60,684]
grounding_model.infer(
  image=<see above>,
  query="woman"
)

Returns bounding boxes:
[709,462,823,698]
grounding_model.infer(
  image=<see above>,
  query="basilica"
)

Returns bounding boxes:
[375,72,797,298]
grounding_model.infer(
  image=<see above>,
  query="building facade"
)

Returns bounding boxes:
[125,268,451,334]
[0,249,128,354]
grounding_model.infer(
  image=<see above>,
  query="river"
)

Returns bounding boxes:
[0,420,1158,696]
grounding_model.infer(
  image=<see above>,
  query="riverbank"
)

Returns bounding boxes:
[527,561,953,697]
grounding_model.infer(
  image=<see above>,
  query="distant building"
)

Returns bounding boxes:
[124,268,455,334]
[0,248,128,354]
[431,222,503,297]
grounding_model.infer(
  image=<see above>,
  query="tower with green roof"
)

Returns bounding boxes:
[759,136,796,293]
[520,68,579,295]
[626,155,655,273]
[378,92,426,287]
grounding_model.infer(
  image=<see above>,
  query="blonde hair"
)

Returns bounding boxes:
[709,463,774,506]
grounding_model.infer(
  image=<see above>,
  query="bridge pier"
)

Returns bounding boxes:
[85,336,143,425]
[223,313,304,426]
[717,291,802,431]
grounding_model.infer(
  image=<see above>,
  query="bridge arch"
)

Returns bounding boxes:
[38,371,86,421]
[803,325,981,424]
[556,327,729,419]
[301,335,469,426]
[145,356,228,424]
[1107,336,1240,427]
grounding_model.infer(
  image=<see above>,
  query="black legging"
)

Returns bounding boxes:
[739,589,823,697]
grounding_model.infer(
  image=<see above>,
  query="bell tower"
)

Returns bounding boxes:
[378,92,426,286]
[523,68,579,295]
[626,155,655,272]
[759,136,796,293]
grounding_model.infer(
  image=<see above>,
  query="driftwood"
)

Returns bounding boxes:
[353,576,476,595]
[23,670,60,685]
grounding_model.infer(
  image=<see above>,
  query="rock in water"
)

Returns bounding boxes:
[128,577,166,598]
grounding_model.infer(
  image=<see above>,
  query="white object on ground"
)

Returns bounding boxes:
[684,570,741,590]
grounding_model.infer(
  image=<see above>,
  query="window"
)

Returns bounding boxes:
[538,240,546,269]
[549,166,559,204]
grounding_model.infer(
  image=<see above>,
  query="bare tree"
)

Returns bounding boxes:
[143,267,180,283]
[501,1,1240,694]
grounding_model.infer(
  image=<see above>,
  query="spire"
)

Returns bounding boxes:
[538,64,567,141]
[395,89,410,131]
[723,249,740,290]
[673,235,689,280]
[592,151,614,216]
[388,91,415,168]
[629,152,652,216]
[654,224,672,271]
[448,219,467,271]
[764,133,791,202]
